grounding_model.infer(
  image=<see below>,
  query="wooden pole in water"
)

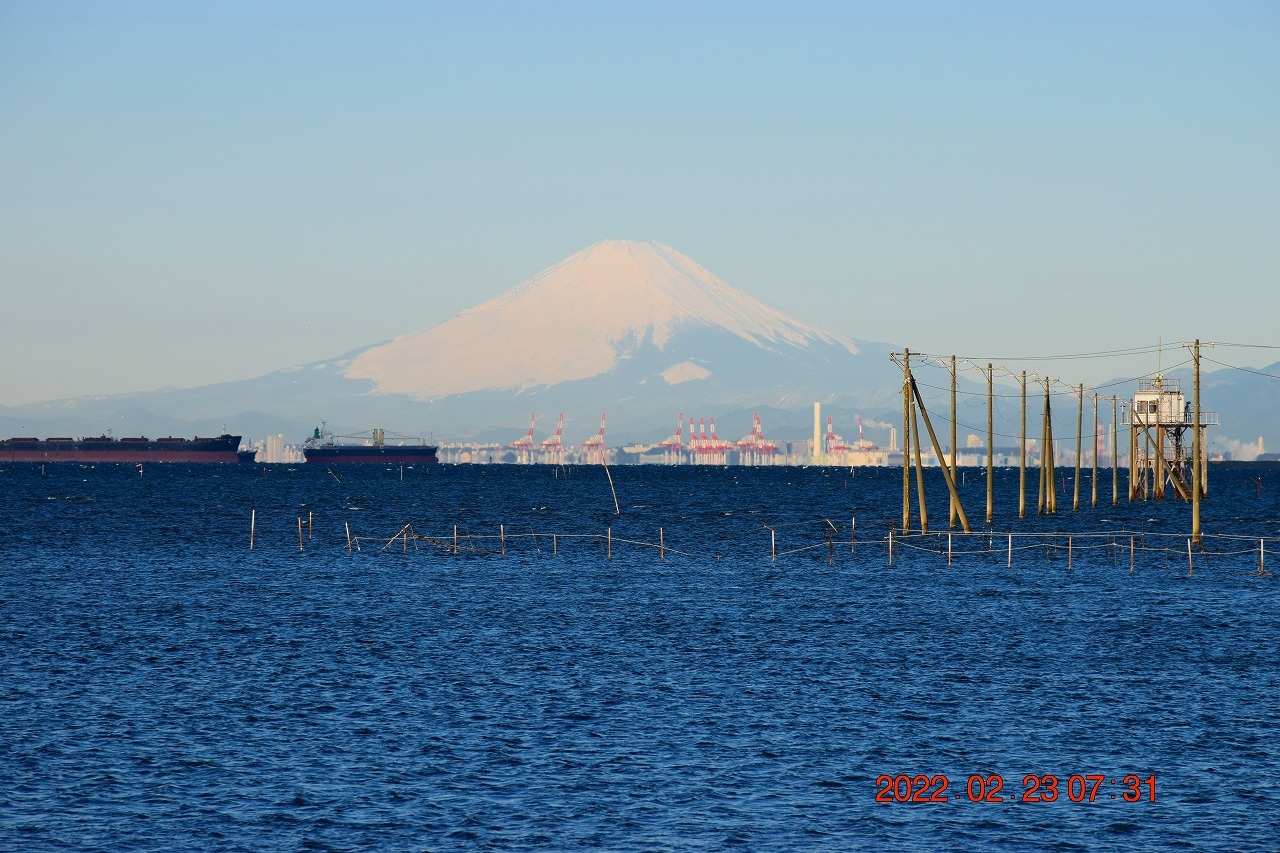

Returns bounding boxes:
[1192,338,1202,544]
[909,374,971,533]
[308,511,313,540]
[607,527,611,559]
[380,527,399,553]
[1130,536,1135,573]
[1129,404,1138,502]
[250,509,256,551]
[660,527,665,561]
[297,517,304,552]
[1138,423,1191,502]
[1074,384,1083,511]
[1046,384,1053,513]
[453,525,458,555]
[345,521,352,553]
[1136,414,1144,500]
[1067,536,1072,571]
[911,392,929,534]
[500,524,505,555]
[1202,434,1209,498]
[888,528,893,566]
[851,515,856,554]
[1038,381,1048,515]
[950,355,957,529]
[1153,439,1173,496]
[771,527,776,563]
[1187,539,1194,576]
[600,446,621,515]
[1112,396,1119,505]
[1007,533,1012,568]
[553,533,557,556]
[1020,371,1027,519]
[1091,393,1099,509]
[1154,423,1166,501]
[1047,379,1058,513]
[986,363,994,524]
[902,349,912,534]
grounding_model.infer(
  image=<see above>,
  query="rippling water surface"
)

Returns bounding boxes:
[2,462,1278,850]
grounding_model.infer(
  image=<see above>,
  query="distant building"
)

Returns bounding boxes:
[248,434,303,464]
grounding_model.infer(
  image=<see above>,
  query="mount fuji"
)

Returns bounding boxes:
[346,240,871,399]
[345,239,896,404]
[329,240,903,440]
[2,241,904,445]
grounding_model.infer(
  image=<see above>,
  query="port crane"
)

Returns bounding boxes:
[736,412,777,465]
[691,418,710,463]
[658,412,685,464]
[511,414,537,463]
[707,417,730,465]
[539,412,565,464]
[581,413,607,462]
[825,417,851,459]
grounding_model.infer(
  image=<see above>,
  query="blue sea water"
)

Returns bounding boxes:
[1,462,1277,851]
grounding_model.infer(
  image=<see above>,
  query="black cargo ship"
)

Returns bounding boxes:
[0,433,243,463]
[302,426,438,465]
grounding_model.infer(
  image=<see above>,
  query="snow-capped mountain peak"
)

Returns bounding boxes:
[344,240,858,399]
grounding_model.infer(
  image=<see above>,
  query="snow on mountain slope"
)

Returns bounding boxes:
[344,240,859,399]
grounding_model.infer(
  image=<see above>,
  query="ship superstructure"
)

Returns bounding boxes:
[303,425,439,465]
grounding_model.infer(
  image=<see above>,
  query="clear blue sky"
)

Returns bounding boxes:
[2,1,1276,405]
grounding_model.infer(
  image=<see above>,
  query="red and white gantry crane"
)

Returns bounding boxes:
[511,413,537,463]
[826,416,851,460]
[658,411,685,464]
[691,417,710,463]
[707,417,730,465]
[581,412,607,462]
[736,411,777,465]
[540,412,565,464]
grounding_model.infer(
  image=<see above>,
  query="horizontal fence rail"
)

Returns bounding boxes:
[258,512,1276,576]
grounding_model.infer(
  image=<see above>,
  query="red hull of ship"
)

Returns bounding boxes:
[0,435,242,464]
[303,448,439,465]
[0,449,241,463]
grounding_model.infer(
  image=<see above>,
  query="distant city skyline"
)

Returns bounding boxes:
[2,2,1277,406]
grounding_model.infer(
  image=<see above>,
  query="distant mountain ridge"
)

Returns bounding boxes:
[2,240,1275,455]
[0,240,902,444]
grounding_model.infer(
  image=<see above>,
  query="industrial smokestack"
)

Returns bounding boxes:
[813,402,822,464]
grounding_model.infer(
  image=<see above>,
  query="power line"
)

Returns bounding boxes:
[902,343,1174,364]
[1202,357,1280,382]
[1214,342,1280,351]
